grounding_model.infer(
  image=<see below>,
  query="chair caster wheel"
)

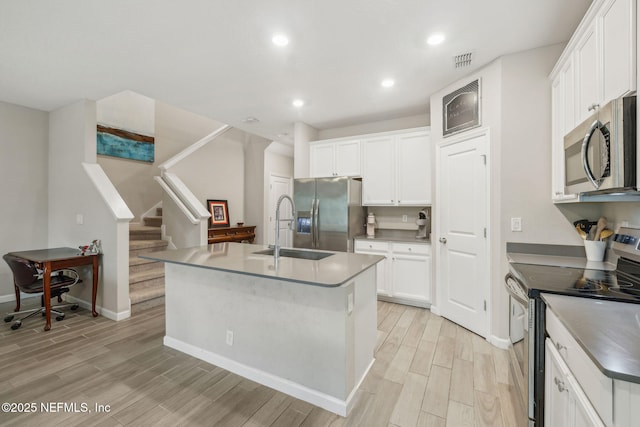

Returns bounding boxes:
[11,322,21,330]
[71,304,79,310]
[4,315,13,323]
[55,315,65,321]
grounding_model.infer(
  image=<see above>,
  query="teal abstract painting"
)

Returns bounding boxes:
[97,124,155,162]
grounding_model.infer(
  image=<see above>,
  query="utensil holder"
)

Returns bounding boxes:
[584,240,606,262]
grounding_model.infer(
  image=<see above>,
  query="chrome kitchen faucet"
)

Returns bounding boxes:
[274,194,296,268]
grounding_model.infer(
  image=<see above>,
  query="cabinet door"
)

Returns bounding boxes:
[362,136,395,205]
[575,22,600,124]
[601,0,636,102]
[567,375,606,427]
[545,339,571,427]
[551,75,566,200]
[397,132,431,205]
[310,142,335,178]
[335,140,361,177]
[391,253,430,304]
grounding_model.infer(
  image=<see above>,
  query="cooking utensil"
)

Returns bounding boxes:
[599,229,613,241]
[576,225,587,240]
[593,217,607,241]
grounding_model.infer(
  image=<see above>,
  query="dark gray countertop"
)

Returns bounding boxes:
[140,242,384,287]
[542,293,640,384]
[355,229,430,243]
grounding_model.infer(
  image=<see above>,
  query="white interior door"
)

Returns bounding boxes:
[268,174,293,247]
[436,131,489,338]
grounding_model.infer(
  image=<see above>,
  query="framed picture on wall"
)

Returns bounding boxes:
[207,199,230,228]
[443,78,481,136]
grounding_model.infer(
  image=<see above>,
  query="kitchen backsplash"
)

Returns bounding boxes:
[366,206,431,231]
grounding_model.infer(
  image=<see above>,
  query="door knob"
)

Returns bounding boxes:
[439,238,447,244]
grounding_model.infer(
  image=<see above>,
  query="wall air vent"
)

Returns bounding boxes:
[454,52,473,68]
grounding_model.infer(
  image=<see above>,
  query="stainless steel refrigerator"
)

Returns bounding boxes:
[293,177,365,252]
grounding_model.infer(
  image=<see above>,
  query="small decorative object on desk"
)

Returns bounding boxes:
[91,239,102,253]
[79,240,102,255]
[237,221,244,226]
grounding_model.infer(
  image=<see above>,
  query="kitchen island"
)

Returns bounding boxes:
[140,242,384,416]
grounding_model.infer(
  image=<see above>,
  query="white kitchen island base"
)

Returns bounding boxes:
[162,261,378,417]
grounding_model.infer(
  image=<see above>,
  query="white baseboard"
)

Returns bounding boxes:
[64,295,131,321]
[489,334,510,350]
[0,293,39,304]
[378,295,430,309]
[164,335,372,417]
[429,304,441,316]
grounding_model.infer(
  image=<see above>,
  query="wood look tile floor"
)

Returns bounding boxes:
[0,299,524,426]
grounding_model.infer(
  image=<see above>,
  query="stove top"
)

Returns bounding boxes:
[509,262,640,302]
[508,226,640,303]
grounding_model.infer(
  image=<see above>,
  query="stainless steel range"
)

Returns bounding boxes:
[505,226,640,426]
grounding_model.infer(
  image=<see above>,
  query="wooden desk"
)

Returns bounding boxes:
[208,226,256,244]
[8,247,100,331]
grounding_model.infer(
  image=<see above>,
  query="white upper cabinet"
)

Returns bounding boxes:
[575,21,599,124]
[601,0,636,102]
[549,0,636,202]
[362,135,396,205]
[397,131,431,205]
[362,128,431,206]
[309,139,361,177]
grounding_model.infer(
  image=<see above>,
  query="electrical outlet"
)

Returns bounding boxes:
[76,214,84,225]
[511,217,522,232]
[402,214,408,223]
[226,329,234,346]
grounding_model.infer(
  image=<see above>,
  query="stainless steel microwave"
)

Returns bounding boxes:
[564,95,636,195]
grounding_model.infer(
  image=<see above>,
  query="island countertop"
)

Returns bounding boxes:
[140,242,385,287]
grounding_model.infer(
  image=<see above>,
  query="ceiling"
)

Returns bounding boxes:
[0,1,591,144]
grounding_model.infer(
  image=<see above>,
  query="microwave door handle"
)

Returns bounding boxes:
[581,119,602,188]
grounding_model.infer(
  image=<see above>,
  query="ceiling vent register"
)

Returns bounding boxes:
[454,52,473,68]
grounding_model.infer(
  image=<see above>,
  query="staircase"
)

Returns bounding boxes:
[129,207,167,312]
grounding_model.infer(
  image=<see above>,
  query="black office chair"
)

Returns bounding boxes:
[3,254,81,330]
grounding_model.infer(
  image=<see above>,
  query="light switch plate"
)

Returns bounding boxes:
[511,217,522,232]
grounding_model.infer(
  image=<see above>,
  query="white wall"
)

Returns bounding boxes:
[317,114,430,140]
[170,128,246,226]
[293,122,318,178]
[0,102,49,300]
[243,135,272,245]
[97,96,226,221]
[49,100,131,319]
[430,44,574,341]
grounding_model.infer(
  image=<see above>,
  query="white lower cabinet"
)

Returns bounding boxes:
[545,339,605,427]
[355,240,430,307]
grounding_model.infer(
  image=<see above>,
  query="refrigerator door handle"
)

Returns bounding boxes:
[313,198,320,249]
[310,199,316,248]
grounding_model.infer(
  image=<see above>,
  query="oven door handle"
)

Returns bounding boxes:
[504,273,528,306]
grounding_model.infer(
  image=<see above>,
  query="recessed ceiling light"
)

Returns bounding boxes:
[292,99,305,108]
[272,34,289,47]
[381,78,395,88]
[427,33,445,46]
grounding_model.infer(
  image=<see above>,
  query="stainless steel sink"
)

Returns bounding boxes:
[253,248,334,260]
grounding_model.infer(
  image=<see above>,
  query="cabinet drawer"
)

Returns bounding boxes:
[546,308,613,426]
[355,240,389,252]
[391,242,430,256]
